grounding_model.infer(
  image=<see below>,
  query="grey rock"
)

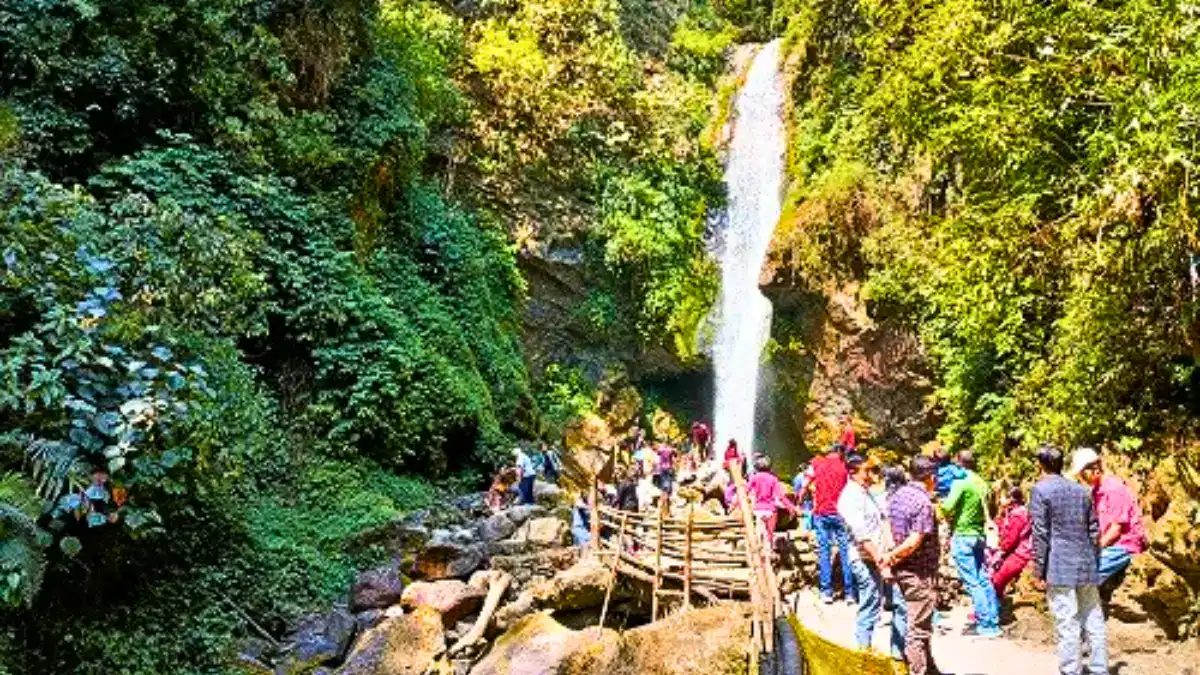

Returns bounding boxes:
[276,605,356,673]
[477,513,517,542]
[504,504,547,526]
[411,541,485,580]
[350,564,404,612]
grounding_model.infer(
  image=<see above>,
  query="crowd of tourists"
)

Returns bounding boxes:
[490,419,1147,675]
[796,440,1147,675]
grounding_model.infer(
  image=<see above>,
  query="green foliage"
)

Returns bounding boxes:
[534,363,598,438]
[0,0,739,671]
[778,0,1200,465]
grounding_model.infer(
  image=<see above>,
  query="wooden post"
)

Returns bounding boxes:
[588,479,600,550]
[683,502,694,610]
[651,497,665,621]
[730,463,773,655]
[596,513,627,634]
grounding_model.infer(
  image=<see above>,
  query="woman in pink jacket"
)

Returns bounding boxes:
[746,455,792,544]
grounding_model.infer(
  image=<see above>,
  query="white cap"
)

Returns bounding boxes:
[1068,447,1101,478]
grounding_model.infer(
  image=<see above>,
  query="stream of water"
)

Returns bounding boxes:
[711,40,786,460]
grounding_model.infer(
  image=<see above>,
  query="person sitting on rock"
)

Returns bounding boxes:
[990,485,1033,600]
[1069,447,1147,602]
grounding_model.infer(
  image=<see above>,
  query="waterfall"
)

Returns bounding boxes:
[711,40,785,461]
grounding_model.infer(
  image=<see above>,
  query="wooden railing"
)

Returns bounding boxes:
[590,463,784,669]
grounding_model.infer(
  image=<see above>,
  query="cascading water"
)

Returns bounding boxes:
[711,40,786,460]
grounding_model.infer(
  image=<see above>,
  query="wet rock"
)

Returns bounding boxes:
[411,541,485,580]
[477,513,517,542]
[512,517,567,548]
[401,579,487,628]
[277,606,357,673]
[351,564,404,612]
[469,612,620,675]
[236,637,274,674]
[337,605,445,675]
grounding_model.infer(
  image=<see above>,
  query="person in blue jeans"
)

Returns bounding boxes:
[803,444,856,603]
[940,451,1001,637]
[839,453,907,657]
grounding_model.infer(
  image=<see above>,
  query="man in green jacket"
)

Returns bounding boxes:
[939,450,1001,638]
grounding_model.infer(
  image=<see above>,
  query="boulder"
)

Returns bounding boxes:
[338,605,445,675]
[493,555,614,630]
[401,580,487,628]
[504,504,547,527]
[352,564,405,612]
[620,605,751,674]
[489,548,580,597]
[349,514,431,554]
[1110,553,1196,638]
[477,513,517,542]
[277,606,357,674]
[411,541,485,580]
[512,517,567,548]
[469,613,620,675]
[533,481,563,507]
[355,610,387,632]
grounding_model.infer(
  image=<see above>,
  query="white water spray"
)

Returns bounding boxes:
[711,40,786,460]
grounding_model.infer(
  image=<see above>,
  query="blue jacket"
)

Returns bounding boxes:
[935,463,967,499]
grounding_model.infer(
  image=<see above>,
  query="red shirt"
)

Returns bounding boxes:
[839,426,856,451]
[811,454,848,515]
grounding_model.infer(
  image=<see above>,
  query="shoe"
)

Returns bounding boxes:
[962,625,1003,639]
[821,595,834,605]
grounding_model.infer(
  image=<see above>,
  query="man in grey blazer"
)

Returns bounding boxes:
[1030,446,1106,675]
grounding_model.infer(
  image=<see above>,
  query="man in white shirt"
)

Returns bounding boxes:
[838,453,907,658]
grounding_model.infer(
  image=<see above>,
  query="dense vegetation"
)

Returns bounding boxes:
[774,0,1200,470]
[0,0,741,672]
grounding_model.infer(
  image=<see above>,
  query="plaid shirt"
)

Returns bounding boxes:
[888,482,940,577]
[1031,474,1100,587]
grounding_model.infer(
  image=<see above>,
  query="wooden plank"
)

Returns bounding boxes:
[651,498,665,622]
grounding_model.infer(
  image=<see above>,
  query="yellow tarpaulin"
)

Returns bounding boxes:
[787,615,906,675]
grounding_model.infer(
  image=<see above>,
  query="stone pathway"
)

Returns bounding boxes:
[790,588,1154,675]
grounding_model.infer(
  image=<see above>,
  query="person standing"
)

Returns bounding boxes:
[939,450,1001,638]
[1031,446,1106,675]
[655,443,676,495]
[514,447,538,505]
[883,455,942,675]
[540,442,561,484]
[804,444,857,604]
[723,439,743,475]
[839,415,857,452]
[746,455,790,545]
[932,445,966,500]
[1068,447,1147,601]
[838,453,907,658]
[991,485,1033,600]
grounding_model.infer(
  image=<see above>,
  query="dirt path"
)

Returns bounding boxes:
[789,588,1198,675]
